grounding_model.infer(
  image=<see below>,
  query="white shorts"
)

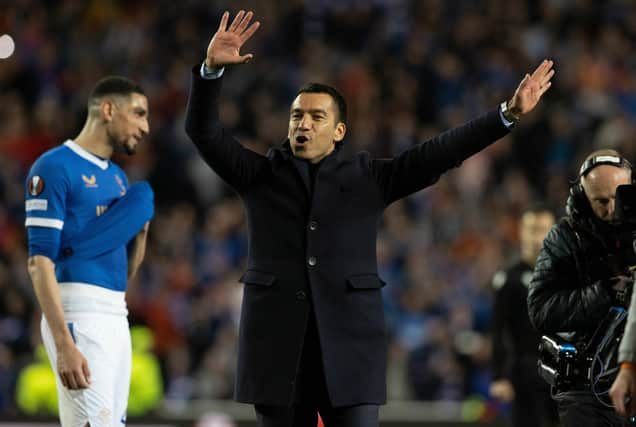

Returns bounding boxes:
[41,283,131,427]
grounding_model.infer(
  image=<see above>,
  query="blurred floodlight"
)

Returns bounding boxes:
[0,34,15,59]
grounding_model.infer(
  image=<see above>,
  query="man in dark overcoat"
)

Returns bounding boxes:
[185,10,555,427]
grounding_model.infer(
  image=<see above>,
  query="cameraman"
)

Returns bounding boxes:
[528,149,634,427]
[490,205,558,427]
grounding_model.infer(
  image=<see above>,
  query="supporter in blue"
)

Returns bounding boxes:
[25,76,154,427]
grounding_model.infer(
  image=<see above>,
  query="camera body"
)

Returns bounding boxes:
[538,307,628,397]
[614,184,636,226]
[537,334,583,389]
[613,184,636,269]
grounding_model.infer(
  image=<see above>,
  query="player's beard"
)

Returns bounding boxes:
[120,140,136,155]
[108,132,136,155]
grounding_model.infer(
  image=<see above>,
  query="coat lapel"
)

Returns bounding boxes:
[269,140,343,196]
[290,156,311,194]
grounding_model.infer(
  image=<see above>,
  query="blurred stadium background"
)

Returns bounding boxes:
[2,0,636,425]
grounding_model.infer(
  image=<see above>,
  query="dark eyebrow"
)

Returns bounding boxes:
[291,108,327,115]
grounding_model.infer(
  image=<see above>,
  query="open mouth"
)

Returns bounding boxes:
[295,135,309,144]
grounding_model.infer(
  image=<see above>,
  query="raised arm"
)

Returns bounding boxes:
[185,10,268,193]
[371,60,555,204]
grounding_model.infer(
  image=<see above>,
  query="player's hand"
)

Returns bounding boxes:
[489,379,515,402]
[507,59,555,118]
[56,341,91,390]
[610,366,636,417]
[206,10,260,69]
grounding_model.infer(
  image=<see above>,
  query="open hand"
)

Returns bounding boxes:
[206,10,260,69]
[508,59,555,118]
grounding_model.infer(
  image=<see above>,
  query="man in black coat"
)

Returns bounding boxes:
[490,206,557,427]
[528,149,635,427]
[185,10,555,427]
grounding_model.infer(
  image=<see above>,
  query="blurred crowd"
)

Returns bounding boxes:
[2,0,636,419]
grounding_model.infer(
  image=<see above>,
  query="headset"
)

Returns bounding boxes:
[566,154,634,221]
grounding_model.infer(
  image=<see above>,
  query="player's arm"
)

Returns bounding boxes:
[27,255,90,390]
[25,161,90,390]
[127,221,150,280]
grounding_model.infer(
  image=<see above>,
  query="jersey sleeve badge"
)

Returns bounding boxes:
[28,176,45,196]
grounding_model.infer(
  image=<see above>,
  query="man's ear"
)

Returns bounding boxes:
[100,100,114,123]
[333,122,346,142]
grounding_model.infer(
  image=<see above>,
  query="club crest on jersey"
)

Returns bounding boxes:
[28,176,45,196]
[82,174,98,188]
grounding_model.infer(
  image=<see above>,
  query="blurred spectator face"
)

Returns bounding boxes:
[287,93,345,163]
[582,165,631,222]
[106,93,149,155]
[520,211,555,265]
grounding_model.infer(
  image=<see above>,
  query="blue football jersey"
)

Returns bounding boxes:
[25,140,131,291]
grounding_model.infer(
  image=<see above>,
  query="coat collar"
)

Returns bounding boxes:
[268,138,344,159]
[268,139,344,194]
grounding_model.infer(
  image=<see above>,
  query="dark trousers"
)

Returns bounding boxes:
[511,378,558,427]
[254,309,379,427]
[255,403,379,427]
[556,391,632,427]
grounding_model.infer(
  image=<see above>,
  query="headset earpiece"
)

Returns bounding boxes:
[566,180,590,220]
[567,154,634,221]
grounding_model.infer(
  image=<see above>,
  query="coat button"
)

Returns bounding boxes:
[309,220,318,231]
[308,256,317,267]
[296,290,307,301]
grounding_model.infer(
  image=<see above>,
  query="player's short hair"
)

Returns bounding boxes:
[88,76,145,106]
[296,82,347,125]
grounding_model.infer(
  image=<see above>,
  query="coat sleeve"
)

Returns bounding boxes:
[369,109,509,205]
[527,223,613,333]
[184,66,269,193]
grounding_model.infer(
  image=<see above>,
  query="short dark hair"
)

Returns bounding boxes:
[89,76,145,104]
[296,82,347,125]
[523,203,555,218]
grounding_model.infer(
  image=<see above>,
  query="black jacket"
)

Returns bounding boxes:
[185,67,509,406]
[491,260,543,385]
[528,216,621,340]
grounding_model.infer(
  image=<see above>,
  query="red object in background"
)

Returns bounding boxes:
[317,414,324,427]
[1,133,55,170]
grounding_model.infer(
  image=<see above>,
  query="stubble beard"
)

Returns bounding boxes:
[108,132,136,156]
